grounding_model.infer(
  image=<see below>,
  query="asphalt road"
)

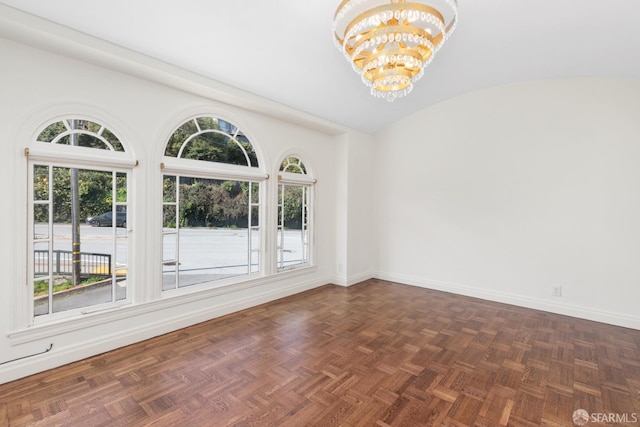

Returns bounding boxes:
[34,223,128,264]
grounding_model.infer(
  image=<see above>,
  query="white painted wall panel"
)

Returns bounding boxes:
[375,79,640,328]
[0,37,340,383]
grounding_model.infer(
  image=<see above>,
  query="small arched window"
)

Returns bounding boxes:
[27,118,133,322]
[277,156,315,271]
[161,116,266,292]
[280,156,307,174]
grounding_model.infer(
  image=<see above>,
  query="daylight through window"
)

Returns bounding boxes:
[29,119,131,320]
[277,156,313,270]
[162,116,265,290]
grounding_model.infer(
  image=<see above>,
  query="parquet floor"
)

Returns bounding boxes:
[1,279,639,426]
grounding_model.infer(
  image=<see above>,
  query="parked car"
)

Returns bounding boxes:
[86,211,126,227]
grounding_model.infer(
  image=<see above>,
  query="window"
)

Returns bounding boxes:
[28,119,133,321]
[162,116,265,291]
[277,156,314,270]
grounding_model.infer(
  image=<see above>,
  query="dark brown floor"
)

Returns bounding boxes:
[1,279,639,426]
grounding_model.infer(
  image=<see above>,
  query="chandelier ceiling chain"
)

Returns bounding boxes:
[333,0,458,102]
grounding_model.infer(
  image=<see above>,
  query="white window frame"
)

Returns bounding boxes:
[276,157,316,272]
[25,120,135,326]
[161,116,267,294]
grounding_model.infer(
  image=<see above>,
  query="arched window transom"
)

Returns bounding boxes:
[37,119,125,152]
[280,156,307,174]
[164,117,258,167]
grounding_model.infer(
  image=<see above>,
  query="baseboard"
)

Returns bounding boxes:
[333,272,374,287]
[375,272,640,331]
[0,276,330,385]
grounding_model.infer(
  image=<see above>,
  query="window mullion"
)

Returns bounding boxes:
[246,182,251,275]
[111,171,117,303]
[46,165,53,316]
[301,187,305,263]
[302,186,308,263]
[278,184,285,270]
[175,175,181,290]
[251,183,261,275]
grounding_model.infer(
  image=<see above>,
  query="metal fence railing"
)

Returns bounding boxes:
[34,250,112,277]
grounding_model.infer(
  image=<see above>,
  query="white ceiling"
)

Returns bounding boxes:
[1,0,639,134]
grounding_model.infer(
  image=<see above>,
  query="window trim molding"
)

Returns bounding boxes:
[278,172,317,185]
[26,143,137,169]
[161,157,268,182]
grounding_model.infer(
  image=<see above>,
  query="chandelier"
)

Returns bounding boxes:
[333,0,458,102]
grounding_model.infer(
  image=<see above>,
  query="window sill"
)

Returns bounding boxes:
[9,265,317,346]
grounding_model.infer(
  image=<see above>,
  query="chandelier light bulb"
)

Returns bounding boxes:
[333,0,458,102]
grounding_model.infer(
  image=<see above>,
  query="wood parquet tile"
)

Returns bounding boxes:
[1,279,640,426]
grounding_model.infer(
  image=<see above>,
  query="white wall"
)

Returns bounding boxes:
[0,35,343,383]
[345,131,375,283]
[375,78,640,329]
[334,131,376,286]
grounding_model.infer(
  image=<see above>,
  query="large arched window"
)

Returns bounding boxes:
[161,116,266,291]
[277,156,314,270]
[27,118,134,322]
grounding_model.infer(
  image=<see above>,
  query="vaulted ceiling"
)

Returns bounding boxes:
[1,0,639,134]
